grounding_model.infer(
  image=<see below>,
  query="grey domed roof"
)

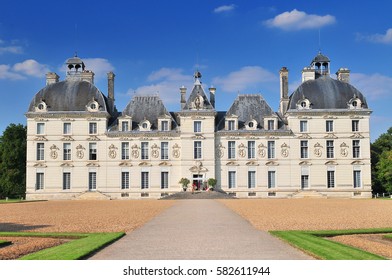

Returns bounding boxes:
[312,53,330,63]
[288,76,368,110]
[28,80,108,112]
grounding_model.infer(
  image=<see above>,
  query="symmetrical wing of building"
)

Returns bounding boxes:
[26,53,372,199]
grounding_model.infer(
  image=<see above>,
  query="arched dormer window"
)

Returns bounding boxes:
[348,97,362,109]
[86,99,99,112]
[36,100,48,112]
[297,98,311,110]
[139,120,151,131]
[245,119,257,130]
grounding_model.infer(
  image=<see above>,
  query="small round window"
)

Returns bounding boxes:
[36,101,47,112]
[301,101,307,108]
[142,123,148,129]
[90,103,97,110]
[38,103,44,110]
[352,101,357,107]
[248,122,254,128]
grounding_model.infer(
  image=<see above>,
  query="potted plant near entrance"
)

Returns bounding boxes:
[179,178,190,192]
[207,178,217,191]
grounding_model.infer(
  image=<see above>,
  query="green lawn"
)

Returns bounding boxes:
[0,232,125,260]
[270,228,392,260]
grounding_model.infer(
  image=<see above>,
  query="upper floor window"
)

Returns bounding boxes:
[353,140,360,158]
[228,141,236,159]
[141,142,149,160]
[36,143,45,161]
[300,140,308,159]
[194,141,202,159]
[248,141,255,159]
[63,143,71,161]
[326,120,333,132]
[36,123,45,135]
[161,142,169,160]
[268,141,275,159]
[194,121,202,133]
[63,123,71,135]
[121,142,130,160]
[89,143,97,160]
[326,140,334,158]
[352,120,359,132]
[89,122,97,134]
[161,120,169,131]
[300,120,308,132]
[228,120,235,131]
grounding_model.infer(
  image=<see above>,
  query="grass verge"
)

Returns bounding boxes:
[270,228,392,260]
[0,231,125,260]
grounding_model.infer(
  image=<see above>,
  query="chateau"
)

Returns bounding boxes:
[25,53,372,200]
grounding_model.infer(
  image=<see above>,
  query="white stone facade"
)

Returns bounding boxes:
[25,53,372,200]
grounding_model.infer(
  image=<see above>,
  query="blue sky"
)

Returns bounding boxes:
[1,0,392,141]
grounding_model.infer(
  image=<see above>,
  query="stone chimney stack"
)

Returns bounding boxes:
[279,67,289,115]
[336,68,350,83]
[107,72,115,113]
[302,67,315,82]
[46,72,59,85]
[81,70,95,84]
[209,86,216,108]
[180,86,187,109]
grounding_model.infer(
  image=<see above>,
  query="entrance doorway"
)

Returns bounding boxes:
[192,174,204,191]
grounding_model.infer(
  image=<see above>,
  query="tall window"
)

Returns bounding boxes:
[353,170,361,188]
[63,143,71,160]
[89,122,97,134]
[89,143,97,160]
[37,143,45,161]
[161,142,169,160]
[300,120,308,132]
[63,172,71,190]
[300,140,308,159]
[301,175,309,189]
[228,120,235,130]
[161,120,169,131]
[268,171,276,188]
[141,172,149,189]
[121,171,129,189]
[141,142,149,160]
[353,140,360,158]
[36,173,44,190]
[248,171,256,189]
[63,123,71,135]
[248,141,255,159]
[326,140,334,158]
[268,120,275,130]
[161,172,169,189]
[36,123,45,135]
[89,172,96,190]
[268,141,275,159]
[228,171,236,189]
[121,121,129,132]
[194,121,202,133]
[194,141,202,159]
[326,120,334,132]
[228,141,236,159]
[352,120,359,132]
[121,142,130,160]
[327,171,335,188]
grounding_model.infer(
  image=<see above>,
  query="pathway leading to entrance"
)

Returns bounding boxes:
[89,200,313,260]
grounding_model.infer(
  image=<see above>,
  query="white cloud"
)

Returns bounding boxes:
[0,64,24,80]
[351,72,392,100]
[82,58,114,78]
[0,46,23,55]
[13,59,50,78]
[128,68,194,105]
[213,4,236,13]
[357,28,392,44]
[264,9,336,31]
[212,66,277,93]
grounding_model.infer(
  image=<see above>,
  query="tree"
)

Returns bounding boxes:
[207,178,217,190]
[371,127,392,193]
[375,150,392,193]
[0,123,27,198]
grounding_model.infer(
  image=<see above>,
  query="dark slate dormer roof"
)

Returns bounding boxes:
[218,94,276,130]
[27,80,108,112]
[122,95,177,130]
[288,76,368,110]
[182,80,214,110]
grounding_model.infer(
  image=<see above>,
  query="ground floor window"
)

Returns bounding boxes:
[228,171,236,189]
[89,172,96,190]
[141,172,149,189]
[121,171,129,189]
[248,171,256,189]
[63,172,71,190]
[36,173,44,190]
[301,175,309,189]
[268,171,276,188]
[353,170,361,188]
[327,171,335,188]
[161,172,169,189]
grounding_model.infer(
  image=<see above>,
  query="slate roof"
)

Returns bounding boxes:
[27,80,108,112]
[311,53,330,64]
[182,80,214,110]
[288,76,368,110]
[121,95,178,130]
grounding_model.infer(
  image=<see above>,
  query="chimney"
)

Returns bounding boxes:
[46,72,59,85]
[336,68,350,83]
[81,70,95,84]
[302,67,315,82]
[107,72,115,113]
[279,67,289,115]
[209,86,216,108]
[180,86,187,109]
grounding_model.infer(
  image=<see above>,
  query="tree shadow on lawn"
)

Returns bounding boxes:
[0,223,50,232]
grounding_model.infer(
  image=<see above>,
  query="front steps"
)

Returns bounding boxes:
[290,190,327,199]
[74,191,111,200]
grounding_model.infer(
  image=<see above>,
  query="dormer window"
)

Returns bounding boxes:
[139,120,151,131]
[348,97,362,109]
[121,121,129,132]
[161,120,169,131]
[245,120,257,130]
[87,99,99,112]
[36,101,48,112]
[297,98,310,110]
[226,116,238,131]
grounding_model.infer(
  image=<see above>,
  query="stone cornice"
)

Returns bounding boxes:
[107,131,180,138]
[286,109,372,117]
[216,130,292,137]
[177,111,217,117]
[26,112,110,119]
